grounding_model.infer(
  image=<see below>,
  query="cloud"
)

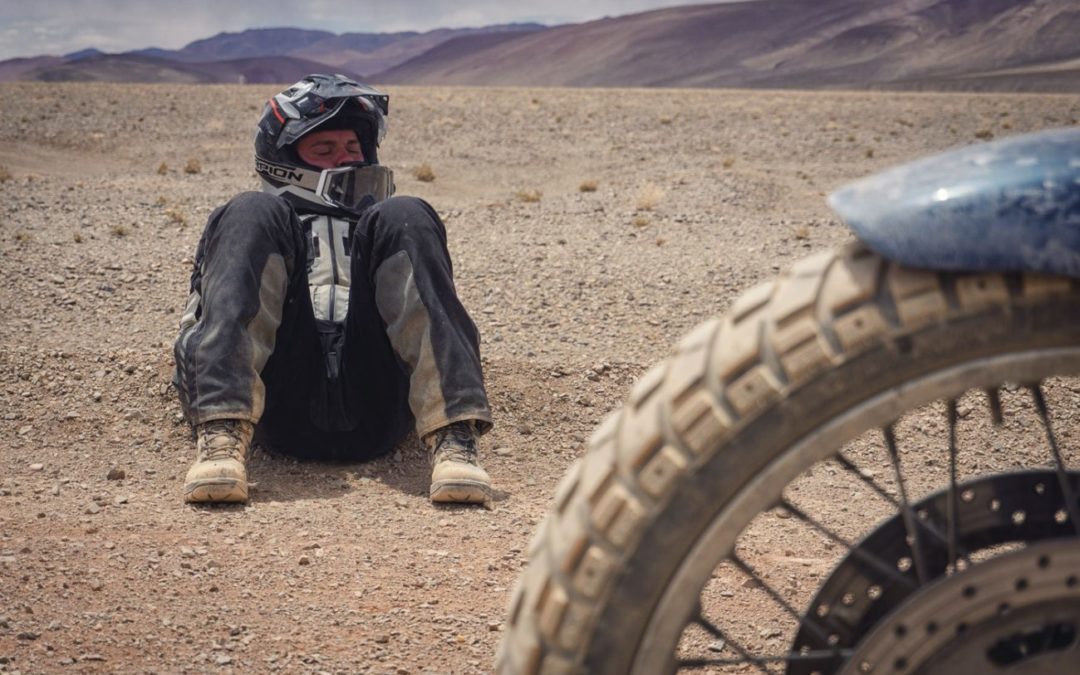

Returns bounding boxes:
[0,0,721,60]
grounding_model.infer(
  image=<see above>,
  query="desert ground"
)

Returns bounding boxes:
[1,83,1078,673]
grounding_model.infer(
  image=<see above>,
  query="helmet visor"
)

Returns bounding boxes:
[316,164,394,211]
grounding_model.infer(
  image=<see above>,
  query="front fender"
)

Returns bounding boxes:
[828,128,1080,278]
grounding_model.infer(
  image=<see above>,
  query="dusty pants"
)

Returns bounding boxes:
[173,191,492,460]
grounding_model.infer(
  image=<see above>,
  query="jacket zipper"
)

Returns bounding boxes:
[325,215,339,319]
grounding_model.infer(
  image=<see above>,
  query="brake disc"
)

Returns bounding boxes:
[788,470,1080,674]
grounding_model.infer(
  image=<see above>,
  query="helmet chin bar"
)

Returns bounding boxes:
[255,158,394,212]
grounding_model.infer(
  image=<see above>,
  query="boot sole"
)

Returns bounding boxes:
[430,479,492,504]
[184,478,249,504]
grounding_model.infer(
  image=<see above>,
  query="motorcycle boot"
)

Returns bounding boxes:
[426,420,492,504]
[184,419,254,504]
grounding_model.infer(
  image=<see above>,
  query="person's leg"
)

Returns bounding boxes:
[173,191,310,502]
[346,196,494,501]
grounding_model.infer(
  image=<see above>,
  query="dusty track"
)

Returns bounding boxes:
[0,83,1077,673]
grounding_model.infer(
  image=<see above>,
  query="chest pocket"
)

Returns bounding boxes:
[303,214,354,322]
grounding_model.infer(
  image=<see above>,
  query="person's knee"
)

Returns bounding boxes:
[369,196,444,243]
[218,191,297,236]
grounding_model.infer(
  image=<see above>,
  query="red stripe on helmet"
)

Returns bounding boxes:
[269,98,286,124]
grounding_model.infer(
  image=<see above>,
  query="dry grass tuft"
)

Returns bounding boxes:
[793,224,811,240]
[156,162,168,175]
[183,159,202,174]
[635,183,665,211]
[578,180,598,193]
[974,129,994,140]
[632,215,650,228]
[166,209,187,225]
[14,230,30,243]
[73,233,83,243]
[515,189,542,203]
[110,224,130,237]
[722,158,735,169]
[413,163,436,183]
[0,166,12,182]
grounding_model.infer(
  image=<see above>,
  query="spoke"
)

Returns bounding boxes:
[1029,383,1080,536]
[731,555,833,646]
[836,452,967,564]
[985,387,1004,426]
[780,500,918,591]
[689,612,772,674]
[883,425,929,586]
[947,398,960,573]
[835,453,901,507]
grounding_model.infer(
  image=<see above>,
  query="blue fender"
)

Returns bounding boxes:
[828,128,1080,278]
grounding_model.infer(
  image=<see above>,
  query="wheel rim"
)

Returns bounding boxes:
[630,347,1080,674]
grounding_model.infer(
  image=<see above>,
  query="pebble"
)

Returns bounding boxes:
[106,467,126,480]
[493,447,512,456]
[298,555,311,565]
[85,503,101,515]
[29,463,44,471]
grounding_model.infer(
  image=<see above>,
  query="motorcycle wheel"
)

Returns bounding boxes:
[497,243,1080,674]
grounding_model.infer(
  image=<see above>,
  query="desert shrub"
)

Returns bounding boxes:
[515,189,542,203]
[413,163,435,182]
[184,159,202,174]
[156,162,168,175]
[635,183,665,211]
[579,180,598,193]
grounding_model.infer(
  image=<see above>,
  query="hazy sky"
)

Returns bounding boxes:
[0,0,722,60]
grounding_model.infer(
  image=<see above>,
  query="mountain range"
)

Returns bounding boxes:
[3,0,1079,91]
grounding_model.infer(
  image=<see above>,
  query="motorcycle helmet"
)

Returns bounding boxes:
[255,74,394,214]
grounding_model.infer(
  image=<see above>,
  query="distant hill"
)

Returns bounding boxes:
[3,23,545,84]
[290,24,545,75]
[0,56,66,82]
[4,2,1078,92]
[376,0,1080,92]
[23,53,359,85]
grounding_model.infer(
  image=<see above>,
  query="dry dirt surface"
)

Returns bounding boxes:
[1,83,1078,674]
